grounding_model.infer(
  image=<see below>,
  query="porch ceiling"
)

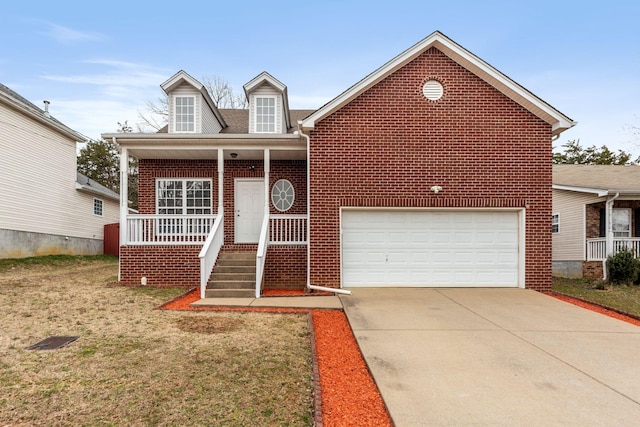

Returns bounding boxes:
[106,133,306,160]
[125,147,306,160]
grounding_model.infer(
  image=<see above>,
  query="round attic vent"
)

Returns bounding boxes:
[422,80,444,100]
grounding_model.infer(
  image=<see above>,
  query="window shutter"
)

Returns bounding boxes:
[599,208,606,237]
[635,208,640,237]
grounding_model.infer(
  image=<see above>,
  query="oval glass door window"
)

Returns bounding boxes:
[271,179,295,211]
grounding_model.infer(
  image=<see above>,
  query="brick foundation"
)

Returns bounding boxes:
[583,261,604,279]
[119,245,201,287]
[264,246,307,290]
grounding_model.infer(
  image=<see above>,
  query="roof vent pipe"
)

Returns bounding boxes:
[43,100,50,118]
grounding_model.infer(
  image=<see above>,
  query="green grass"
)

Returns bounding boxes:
[0,254,118,271]
[552,276,640,318]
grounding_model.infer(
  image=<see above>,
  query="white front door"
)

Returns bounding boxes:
[235,179,265,243]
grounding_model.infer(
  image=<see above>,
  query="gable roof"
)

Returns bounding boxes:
[160,70,227,129]
[0,83,87,142]
[243,71,291,129]
[553,164,640,196]
[300,31,575,136]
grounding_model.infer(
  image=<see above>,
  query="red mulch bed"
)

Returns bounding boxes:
[548,292,640,327]
[159,289,393,426]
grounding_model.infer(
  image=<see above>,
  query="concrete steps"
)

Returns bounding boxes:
[206,252,256,298]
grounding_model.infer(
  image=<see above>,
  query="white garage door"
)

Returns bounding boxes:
[341,210,520,287]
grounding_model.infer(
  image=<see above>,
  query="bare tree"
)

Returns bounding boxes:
[202,75,248,109]
[137,75,246,132]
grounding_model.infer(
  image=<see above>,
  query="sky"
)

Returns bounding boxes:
[1,0,639,155]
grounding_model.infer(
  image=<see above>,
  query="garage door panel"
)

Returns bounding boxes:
[342,210,520,288]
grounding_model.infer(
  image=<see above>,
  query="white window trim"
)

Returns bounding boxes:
[612,208,632,238]
[155,178,213,215]
[253,95,277,133]
[173,95,196,133]
[552,213,559,234]
[93,198,104,217]
[271,179,295,212]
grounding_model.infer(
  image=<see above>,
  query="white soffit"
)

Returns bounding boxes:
[160,70,203,93]
[300,31,575,135]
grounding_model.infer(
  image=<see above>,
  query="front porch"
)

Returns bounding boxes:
[113,134,309,297]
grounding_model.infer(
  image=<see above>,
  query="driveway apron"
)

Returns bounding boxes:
[340,288,640,426]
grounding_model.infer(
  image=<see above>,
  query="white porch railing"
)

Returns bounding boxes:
[198,214,224,299]
[270,214,308,244]
[125,214,215,245]
[586,237,640,261]
[256,214,271,298]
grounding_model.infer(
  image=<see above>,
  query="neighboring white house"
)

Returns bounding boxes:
[0,83,119,258]
[552,164,640,279]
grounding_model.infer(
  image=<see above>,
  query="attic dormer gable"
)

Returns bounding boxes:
[160,70,226,134]
[243,72,291,134]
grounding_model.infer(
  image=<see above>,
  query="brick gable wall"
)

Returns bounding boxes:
[308,47,553,291]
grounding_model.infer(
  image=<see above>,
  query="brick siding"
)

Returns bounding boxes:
[308,47,553,291]
[120,159,307,288]
[120,245,201,287]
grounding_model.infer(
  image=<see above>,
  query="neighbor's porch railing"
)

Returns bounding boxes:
[125,214,216,245]
[586,237,640,261]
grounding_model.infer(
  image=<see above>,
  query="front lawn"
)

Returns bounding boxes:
[0,256,314,426]
[552,276,640,318]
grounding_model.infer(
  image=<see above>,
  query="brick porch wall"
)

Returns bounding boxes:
[119,245,200,287]
[264,246,307,290]
[308,46,553,291]
[583,261,604,279]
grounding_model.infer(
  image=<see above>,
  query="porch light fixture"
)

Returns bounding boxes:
[430,185,443,194]
[248,165,255,171]
[230,152,238,159]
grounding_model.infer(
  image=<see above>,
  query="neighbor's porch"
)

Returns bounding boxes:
[585,200,640,261]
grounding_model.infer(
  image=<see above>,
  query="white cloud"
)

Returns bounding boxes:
[42,60,168,98]
[41,22,105,43]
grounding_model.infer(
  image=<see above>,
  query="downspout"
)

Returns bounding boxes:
[296,123,352,296]
[603,192,620,281]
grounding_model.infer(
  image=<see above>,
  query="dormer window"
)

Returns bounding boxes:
[175,96,195,132]
[255,96,276,133]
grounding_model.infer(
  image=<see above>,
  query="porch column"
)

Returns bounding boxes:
[264,148,270,214]
[118,143,128,247]
[217,149,224,215]
[605,193,620,257]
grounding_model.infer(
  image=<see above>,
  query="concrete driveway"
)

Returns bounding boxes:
[340,288,640,426]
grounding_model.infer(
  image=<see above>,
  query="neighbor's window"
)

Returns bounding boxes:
[174,96,195,132]
[93,198,103,216]
[255,97,276,133]
[612,208,631,238]
[551,213,559,234]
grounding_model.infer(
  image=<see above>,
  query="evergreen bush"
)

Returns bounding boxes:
[606,247,640,285]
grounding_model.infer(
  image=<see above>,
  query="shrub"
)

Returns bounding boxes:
[606,247,640,285]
